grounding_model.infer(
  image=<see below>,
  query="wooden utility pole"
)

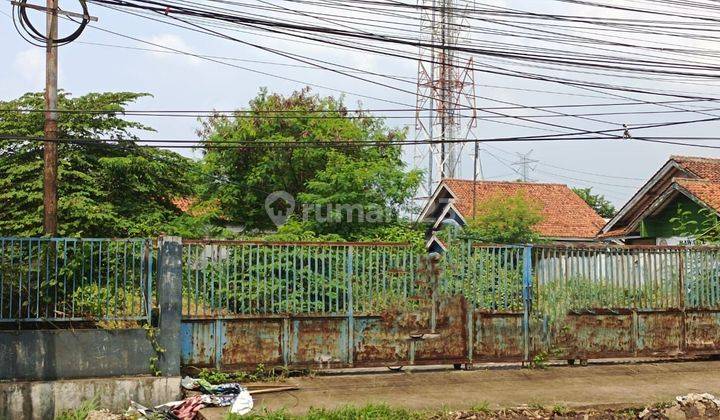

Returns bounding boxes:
[43,0,59,236]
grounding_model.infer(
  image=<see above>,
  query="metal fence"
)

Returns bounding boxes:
[441,243,527,312]
[2,236,720,369]
[181,240,420,318]
[0,238,154,322]
[532,245,720,315]
[685,248,720,309]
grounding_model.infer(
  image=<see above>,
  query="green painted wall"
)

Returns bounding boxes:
[640,195,706,238]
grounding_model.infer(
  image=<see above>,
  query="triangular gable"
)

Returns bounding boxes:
[425,235,448,252]
[601,159,695,235]
[605,179,720,237]
[418,181,465,224]
[432,202,467,229]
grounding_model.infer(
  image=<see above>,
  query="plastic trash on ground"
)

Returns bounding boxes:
[128,377,255,419]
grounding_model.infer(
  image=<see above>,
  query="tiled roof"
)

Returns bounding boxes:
[172,197,194,213]
[171,197,221,218]
[597,227,634,239]
[672,155,720,182]
[441,179,605,239]
[675,178,720,212]
[600,155,720,239]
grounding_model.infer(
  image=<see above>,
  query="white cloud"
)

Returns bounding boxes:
[145,34,201,65]
[13,48,45,89]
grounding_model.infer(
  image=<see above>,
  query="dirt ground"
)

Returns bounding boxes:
[199,360,720,419]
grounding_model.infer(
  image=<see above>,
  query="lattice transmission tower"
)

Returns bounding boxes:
[415,0,479,198]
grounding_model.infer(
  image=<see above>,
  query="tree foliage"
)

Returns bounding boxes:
[462,191,544,244]
[199,88,423,238]
[572,187,616,218]
[670,205,720,244]
[0,89,424,242]
[0,91,197,237]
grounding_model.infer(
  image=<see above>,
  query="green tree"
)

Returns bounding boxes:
[0,91,197,237]
[463,191,544,243]
[298,149,422,239]
[670,205,720,244]
[572,187,616,218]
[199,88,423,237]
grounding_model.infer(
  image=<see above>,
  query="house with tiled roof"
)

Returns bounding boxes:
[600,156,720,245]
[418,179,606,247]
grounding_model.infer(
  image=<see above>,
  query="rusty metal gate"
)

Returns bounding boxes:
[179,240,720,371]
[179,240,460,369]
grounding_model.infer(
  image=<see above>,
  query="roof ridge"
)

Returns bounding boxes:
[671,155,720,163]
[442,178,568,187]
[675,178,720,184]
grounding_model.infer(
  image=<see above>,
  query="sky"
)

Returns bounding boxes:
[2,0,720,208]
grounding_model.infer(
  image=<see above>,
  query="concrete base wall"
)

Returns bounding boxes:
[0,329,156,381]
[0,376,181,420]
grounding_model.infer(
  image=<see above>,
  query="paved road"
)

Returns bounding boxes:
[200,360,720,418]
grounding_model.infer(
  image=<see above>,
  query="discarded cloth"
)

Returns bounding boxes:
[176,376,254,417]
[171,395,205,420]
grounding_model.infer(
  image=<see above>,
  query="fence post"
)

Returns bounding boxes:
[157,236,183,377]
[466,240,474,366]
[346,246,354,367]
[522,245,533,363]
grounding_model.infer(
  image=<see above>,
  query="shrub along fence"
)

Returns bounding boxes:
[2,237,720,379]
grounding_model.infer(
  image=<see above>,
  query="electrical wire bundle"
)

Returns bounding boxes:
[12,0,91,46]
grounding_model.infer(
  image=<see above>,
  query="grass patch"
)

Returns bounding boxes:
[230,404,425,420]
[196,364,310,384]
[652,401,675,410]
[469,401,491,414]
[55,397,98,420]
[527,401,546,411]
[227,401,667,420]
[551,403,569,416]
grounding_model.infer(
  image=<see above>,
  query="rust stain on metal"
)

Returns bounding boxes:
[414,296,468,362]
[352,298,440,365]
[685,311,720,352]
[290,318,348,367]
[549,315,634,359]
[221,319,283,368]
[473,313,524,360]
[353,317,410,365]
[181,321,216,368]
[636,312,682,356]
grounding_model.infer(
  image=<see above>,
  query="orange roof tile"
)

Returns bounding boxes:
[597,227,634,239]
[172,197,194,213]
[675,179,720,213]
[672,155,720,182]
[441,179,605,239]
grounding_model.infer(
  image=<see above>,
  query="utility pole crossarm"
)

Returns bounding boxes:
[10,1,98,21]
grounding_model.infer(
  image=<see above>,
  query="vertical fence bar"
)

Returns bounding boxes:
[146,240,154,322]
[679,250,687,352]
[346,246,354,367]
[0,239,4,319]
[522,245,532,363]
